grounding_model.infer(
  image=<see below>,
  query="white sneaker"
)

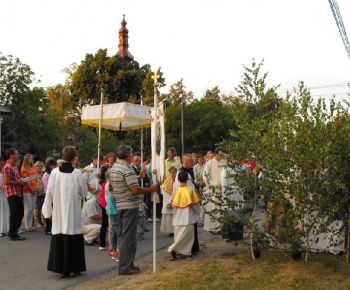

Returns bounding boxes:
[17,230,24,234]
[156,218,160,222]
[99,247,108,251]
[147,218,152,222]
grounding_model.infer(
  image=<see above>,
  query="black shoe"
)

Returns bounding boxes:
[84,239,94,246]
[144,228,149,232]
[119,269,137,275]
[131,266,140,272]
[10,235,25,241]
[171,250,177,260]
[168,233,174,237]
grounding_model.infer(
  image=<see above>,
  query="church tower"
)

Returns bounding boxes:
[116,15,134,62]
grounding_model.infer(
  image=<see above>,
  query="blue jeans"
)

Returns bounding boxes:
[118,208,138,273]
[109,214,122,250]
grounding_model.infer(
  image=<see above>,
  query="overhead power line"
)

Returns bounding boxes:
[328,0,350,60]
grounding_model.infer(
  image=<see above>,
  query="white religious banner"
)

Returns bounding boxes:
[151,101,165,182]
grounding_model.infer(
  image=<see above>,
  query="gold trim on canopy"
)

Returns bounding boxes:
[81,102,152,131]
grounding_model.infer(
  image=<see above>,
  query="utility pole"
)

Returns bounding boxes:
[181,95,184,157]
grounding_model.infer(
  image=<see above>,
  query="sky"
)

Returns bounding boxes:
[1,0,350,102]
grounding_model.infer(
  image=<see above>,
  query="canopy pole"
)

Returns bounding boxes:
[0,112,2,157]
[151,72,160,273]
[140,95,144,187]
[96,89,103,189]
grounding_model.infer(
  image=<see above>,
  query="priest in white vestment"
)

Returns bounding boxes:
[202,147,227,234]
[42,146,87,278]
[221,163,244,211]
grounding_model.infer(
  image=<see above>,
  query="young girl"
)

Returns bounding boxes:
[160,166,177,237]
[105,169,121,262]
[42,159,57,235]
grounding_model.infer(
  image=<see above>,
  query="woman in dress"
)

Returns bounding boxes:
[0,156,9,236]
[41,159,57,234]
[21,154,39,232]
[42,146,87,278]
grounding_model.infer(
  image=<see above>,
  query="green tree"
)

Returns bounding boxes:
[0,52,36,106]
[164,98,235,154]
[0,52,61,159]
[220,60,281,260]
[75,126,122,167]
[70,49,165,108]
[164,78,193,106]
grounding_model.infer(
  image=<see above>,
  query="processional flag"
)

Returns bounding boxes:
[151,101,165,182]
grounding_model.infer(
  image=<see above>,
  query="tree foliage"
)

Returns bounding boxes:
[0,52,62,160]
[208,59,350,261]
[70,49,165,109]
[165,98,235,154]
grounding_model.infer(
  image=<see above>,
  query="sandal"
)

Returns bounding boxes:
[70,272,81,278]
[59,273,66,278]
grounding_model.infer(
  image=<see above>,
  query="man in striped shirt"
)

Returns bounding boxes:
[110,145,157,275]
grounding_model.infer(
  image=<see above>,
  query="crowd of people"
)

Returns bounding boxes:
[0,144,241,277]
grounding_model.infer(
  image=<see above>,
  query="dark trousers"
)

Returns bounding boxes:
[7,195,24,237]
[99,206,109,247]
[118,208,138,273]
[144,194,152,218]
[45,218,52,234]
[156,194,162,219]
[192,222,200,253]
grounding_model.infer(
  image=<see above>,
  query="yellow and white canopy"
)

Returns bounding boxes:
[81,102,152,131]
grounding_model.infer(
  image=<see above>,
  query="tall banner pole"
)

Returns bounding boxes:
[140,95,144,187]
[96,89,103,189]
[151,72,160,273]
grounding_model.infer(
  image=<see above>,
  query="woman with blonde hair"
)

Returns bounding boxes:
[21,154,39,232]
[34,161,45,228]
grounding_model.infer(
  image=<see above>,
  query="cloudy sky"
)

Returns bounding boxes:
[1,0,350,101]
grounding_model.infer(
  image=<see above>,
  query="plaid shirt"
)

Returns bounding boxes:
[2,160,22,198]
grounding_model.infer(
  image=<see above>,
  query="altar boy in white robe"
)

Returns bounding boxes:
[172,154,200,254]
[168,170,201,260]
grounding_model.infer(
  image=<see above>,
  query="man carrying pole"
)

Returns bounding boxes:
[110,145,158,275]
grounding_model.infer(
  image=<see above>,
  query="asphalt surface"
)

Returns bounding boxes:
[0,220,178,290]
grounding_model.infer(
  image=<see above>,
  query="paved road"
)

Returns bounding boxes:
[0,220,179,290]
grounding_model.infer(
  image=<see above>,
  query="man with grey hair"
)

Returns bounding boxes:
[110,145,158,275]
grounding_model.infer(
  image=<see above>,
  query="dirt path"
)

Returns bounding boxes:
[69,231,241,290]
